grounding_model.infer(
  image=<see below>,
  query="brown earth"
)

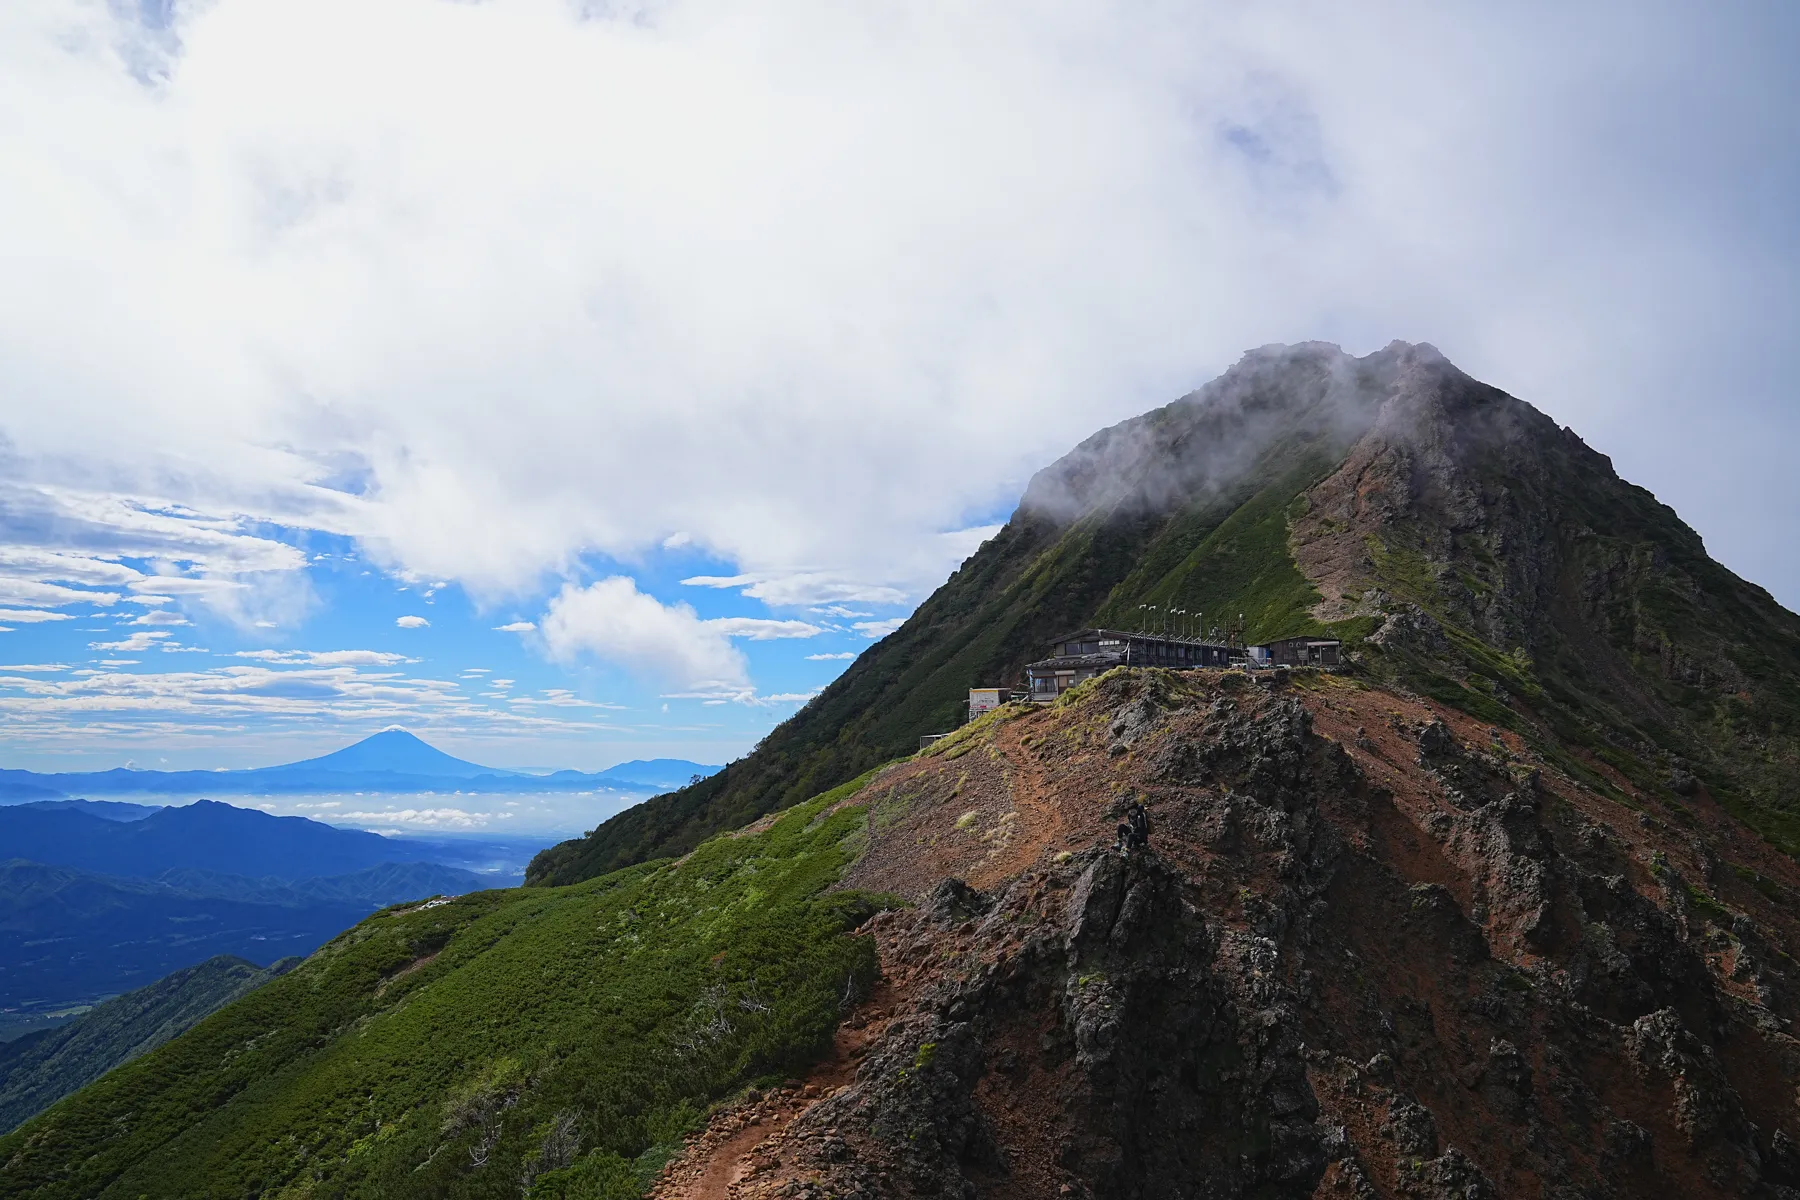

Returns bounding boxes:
[650,667,1800,1199]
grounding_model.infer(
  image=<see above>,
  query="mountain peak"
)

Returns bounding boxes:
[281,730,510,779]
[531,338,1800,884]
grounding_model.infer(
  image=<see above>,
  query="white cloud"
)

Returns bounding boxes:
[805,651,857,660]
[233,649,414,666]
[539,577,747,688]
[130,608,192,626]
[705,617,824,641]
[0,488,313,629]
[853,618,907,639]
[0,609,75,623]
[493,621,535,633]
[0,0,1796,616]
[0,547,140,591]
[0,579,119,609]
[395,615,429,629]
[0,659,620,746]
[130,577,250,597]
[91,631,171,652]
[333,808,501,829]
[681,574,911,607]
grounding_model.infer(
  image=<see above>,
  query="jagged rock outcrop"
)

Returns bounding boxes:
[656,668,1800,1199]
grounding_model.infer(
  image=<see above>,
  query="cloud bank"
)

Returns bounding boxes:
[1,0,1796,637]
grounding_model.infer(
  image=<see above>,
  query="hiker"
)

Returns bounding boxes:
[1115,800,1151,855]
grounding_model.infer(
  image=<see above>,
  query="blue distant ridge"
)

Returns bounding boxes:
[0,731,722,799]
[0,800,446,880]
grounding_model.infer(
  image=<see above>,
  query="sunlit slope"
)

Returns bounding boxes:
[0,783,883,1200]
[528,343,1386,885]
[533,339,1800,887]
[0,954,293,1135]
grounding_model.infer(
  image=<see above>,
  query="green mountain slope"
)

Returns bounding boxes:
[530,340,1800,886]
[0,954,293,1134]
[0,781,883,1199]
[527,343,1393,885]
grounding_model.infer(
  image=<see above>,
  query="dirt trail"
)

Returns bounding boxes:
[651,975,908,1200]
[654,702,1103,1200]
[968,710,1070,890]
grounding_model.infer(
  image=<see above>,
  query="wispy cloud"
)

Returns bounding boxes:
[129,608,191,625]
[681,574,909,607]
[805,651,856,660]
[0,609,74,623]
[233,649,415,667]
[395,615,430,629]
[90,631,171,652]
[704,617,823,641]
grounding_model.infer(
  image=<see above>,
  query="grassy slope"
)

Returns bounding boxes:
[525,510,1131,885]
[529,428,1368,889]
[0,779,886,1200]
[0,955,291,1135]
[1091,449,1371,646]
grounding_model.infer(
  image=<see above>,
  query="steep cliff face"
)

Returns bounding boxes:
[1287,349,1800,852]
[534,340,1800,887]
[651,669,1800,1200]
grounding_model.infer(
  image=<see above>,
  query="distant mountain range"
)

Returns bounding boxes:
[0,795,504,1021]
[0,730,720,799]
[0,800,460,880]
[0,954,294,1133]
[0,855,481,1011]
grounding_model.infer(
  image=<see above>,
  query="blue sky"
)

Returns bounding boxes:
[0,522,992,772]
[1,0,1796,774]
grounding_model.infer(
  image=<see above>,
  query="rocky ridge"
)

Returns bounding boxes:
[653,667,1800,1199]
[533,340,1800,889]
